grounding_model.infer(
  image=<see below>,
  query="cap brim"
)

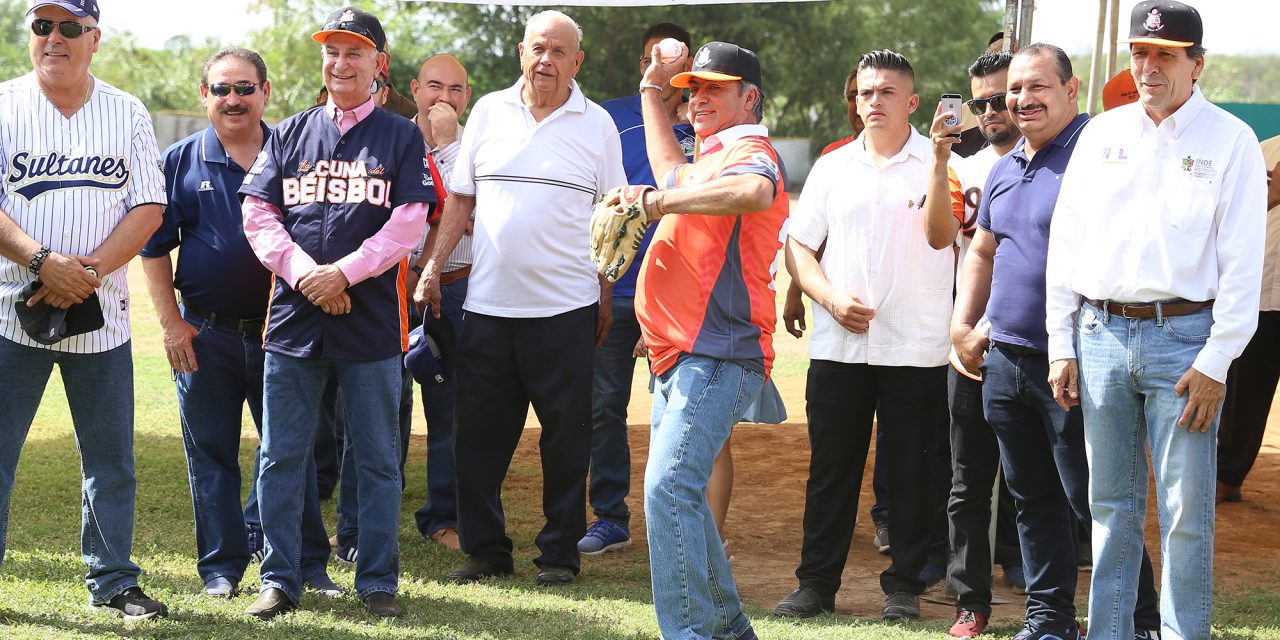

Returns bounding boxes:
[1119,36,1195,47]
[311,29,377,50]
[27,2,91,18]
[670,70,742,88]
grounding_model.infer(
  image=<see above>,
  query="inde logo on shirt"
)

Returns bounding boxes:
[282,159,392,207]
[6,150,130,200]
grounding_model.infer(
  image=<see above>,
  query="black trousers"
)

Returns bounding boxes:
[1218,311,1280,487]
[946,367,1021,617]
[454,305,596,572]
[796,361,947,596]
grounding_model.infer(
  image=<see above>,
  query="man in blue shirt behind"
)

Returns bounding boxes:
[141,47,337,601]
[578,22,696,556]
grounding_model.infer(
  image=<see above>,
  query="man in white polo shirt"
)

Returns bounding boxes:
[778,49,961,622]
[417,9,625,588]
[1046,2,1266,637]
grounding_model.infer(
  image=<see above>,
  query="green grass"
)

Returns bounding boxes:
[3,265,1280,638]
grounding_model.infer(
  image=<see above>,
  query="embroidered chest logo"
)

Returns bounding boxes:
[1181,155,1217,183]
[282,159,392,207]
[198,180,214,192]
[5,151,130,200]
[1144,9,1164,31]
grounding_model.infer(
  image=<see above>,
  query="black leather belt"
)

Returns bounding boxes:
[993,341,1045,357]
[183,301,265,334]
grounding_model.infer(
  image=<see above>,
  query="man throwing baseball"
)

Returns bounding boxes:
[592,40,788,640]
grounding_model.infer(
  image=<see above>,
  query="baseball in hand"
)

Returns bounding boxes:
[657,38,684,64]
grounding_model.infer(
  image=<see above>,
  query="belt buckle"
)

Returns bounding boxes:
[1117,303,1141,319]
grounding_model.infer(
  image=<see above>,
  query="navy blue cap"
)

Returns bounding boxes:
[1120,1,1203,48]
[312,6,387,52]
[404,315,454,386]
[27,0,99,21]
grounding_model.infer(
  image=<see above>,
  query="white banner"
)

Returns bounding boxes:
[410,1,824,5]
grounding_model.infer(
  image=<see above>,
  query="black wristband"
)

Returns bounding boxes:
[28,246,51,276]
[410,264,425,275]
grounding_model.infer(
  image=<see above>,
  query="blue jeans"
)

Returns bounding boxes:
[0,337,141,604]
[335,360,414,547]
[1077,303,1218,640]
[259,352,402,602]
[587,295,641,526]
[415,277,467,537]
[645,355,761,640]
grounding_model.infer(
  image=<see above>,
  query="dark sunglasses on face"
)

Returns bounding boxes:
[208,81,261,97]
[966,93,1008,116]
[31,19,97,39]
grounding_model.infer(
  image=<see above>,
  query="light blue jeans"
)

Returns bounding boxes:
[644,355,761,640]
[0,337,142,604]
[1076,303,1218,640]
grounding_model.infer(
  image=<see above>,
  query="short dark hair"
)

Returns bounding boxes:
[856,49,914,82]
[968,51,1012,79]
[1015,42,1072,84]
[844,65,858,93]
[988,31,1005,46]
[641,22,691,51]
[202,46,268,86]
[1185,44,1206,61]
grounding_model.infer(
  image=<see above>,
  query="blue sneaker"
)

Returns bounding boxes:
[577,520,631,555]
[1011,622,1082,640]
[919,562,946,589]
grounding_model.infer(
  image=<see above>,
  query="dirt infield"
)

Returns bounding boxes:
[510,374,1280,623]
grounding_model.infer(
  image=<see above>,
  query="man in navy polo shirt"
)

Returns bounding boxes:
[142,47,337,601]
[239,6,436,620]
[950,44,1159,640]
[578,21,695,557]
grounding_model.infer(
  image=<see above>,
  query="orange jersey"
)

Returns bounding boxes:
[635,128,789,377]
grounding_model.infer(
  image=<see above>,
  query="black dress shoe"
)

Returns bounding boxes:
[447,557,514,584]
[534,565,576,586]
[363,591,403,617]
[773,586,834,618]
[245,587,296,620]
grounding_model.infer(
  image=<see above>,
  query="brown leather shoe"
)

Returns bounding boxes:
[363,591,403,617]
[1216,480,1243,504]
[245,588,296,620]
[429,527,461,551]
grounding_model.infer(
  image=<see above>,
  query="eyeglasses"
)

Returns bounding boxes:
[323,19,378,48]
[31,19,97,39]
[207,81,261,97]
[965,93,1008,116]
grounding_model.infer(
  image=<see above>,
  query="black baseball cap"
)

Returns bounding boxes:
[671,42,763,90]
[1119,0,1202,48]
[312,6,386,52]
[27,0,99,21]
[14,281,104,345]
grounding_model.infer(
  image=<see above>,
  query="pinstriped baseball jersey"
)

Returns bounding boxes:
[0,72,166,353]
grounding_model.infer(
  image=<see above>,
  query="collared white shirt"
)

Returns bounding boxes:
[1259,135,1280,311]
[1046,86,1268,382]
[790,128,954,366]
[449,78,626,318]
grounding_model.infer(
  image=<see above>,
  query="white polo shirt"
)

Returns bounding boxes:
[790,128,956,367]
[1046,86,1267,382]
[0,73,166,353]
[449,78,626,318]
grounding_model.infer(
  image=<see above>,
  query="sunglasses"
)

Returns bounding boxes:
[207,81,261,97]
[965,93,1008,116]
[31,19,97,39]
[324,19,378,48]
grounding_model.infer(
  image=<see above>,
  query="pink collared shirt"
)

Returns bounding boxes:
[242,97,431,288]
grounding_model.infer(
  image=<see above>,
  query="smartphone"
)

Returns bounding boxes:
[940,93,964,128]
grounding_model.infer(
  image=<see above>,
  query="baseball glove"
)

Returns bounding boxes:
[590,185,655,282]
